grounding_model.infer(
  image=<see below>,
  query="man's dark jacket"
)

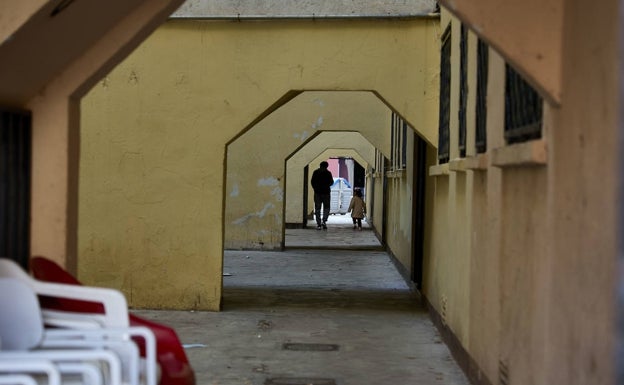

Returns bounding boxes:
[311,168,334,195]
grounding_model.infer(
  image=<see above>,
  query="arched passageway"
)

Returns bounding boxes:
[77,13,439,309]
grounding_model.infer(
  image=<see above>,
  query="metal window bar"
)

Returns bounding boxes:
[0,109,31,269]
[504,64,543,144]
[458,24,468,157]
[402,120,407,168]
[390,112,396,169]
[395,114,400,169]
[438,27,451,163]
[475,39,488,153]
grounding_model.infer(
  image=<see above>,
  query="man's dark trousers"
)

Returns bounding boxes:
[314,192,330,226]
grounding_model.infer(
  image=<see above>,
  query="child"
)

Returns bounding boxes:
[348,188,366,230]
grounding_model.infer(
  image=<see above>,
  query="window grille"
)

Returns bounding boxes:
[504,64,543,144]
[458,24,468,157]
[475,39,488,153]
[390,113,409,170]
[401,120,407,168]
[438,28,451,163]
[391,113,396,167]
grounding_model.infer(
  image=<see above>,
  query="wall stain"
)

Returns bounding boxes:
[293,130,310,142]
[257,177,279,186]
[311,116,324,129]
[232,202,275,225]
[230,183,240,197]
[128,71,139,85]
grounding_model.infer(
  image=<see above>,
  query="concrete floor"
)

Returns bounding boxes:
[133,216,469,385]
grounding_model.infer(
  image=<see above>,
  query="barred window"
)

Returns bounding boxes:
[374,148,386,176]
[475,39,488,153]
[438,28,451,164]
[390,113,408,170]
[458,24,468,157]
[504,64,543,144]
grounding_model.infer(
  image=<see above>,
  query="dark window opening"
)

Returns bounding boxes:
[0,109,32,269]
[458,24,468,157]
[401,120,407,168]
[438,27,451,163]
[504,64,543,144]
[391,113,398,169]
[475,39,489,153]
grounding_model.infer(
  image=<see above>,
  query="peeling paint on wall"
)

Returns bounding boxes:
[271,187,283,201]
[257,177,279,186]
[230,183,239,197]
[311,116,324,129]
[293,131,310,142]
[232,202,275,225]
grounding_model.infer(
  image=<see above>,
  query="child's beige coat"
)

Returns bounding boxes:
[348,196,366,219]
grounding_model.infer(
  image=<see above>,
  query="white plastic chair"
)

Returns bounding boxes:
[0,277,124,385]
[0,374,39,385]
[0,259,128,328]
[56,363,103,385]
[0,259,157,385]
[0,360,60,385]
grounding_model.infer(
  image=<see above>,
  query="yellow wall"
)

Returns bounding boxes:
[226,91,389,249]
[384,130,413,270]
[79,18,440,309]
[545,0,617,382]
[425,14,472,345]
[4,0,618,383]
[423,6,618,384]
[370,159,386,240]
[18,0,186,273]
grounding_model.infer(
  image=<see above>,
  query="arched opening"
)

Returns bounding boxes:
[77,17,439,311]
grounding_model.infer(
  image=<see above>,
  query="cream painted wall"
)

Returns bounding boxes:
[424,14,520,382]
[384,130,414,271]
[424,14,472,345]
[423,5,618,384]
[79,18,439,309]
[465,34,504,381]
[25,0,186,274]
[5,0,618,383]
[226,91,389,250]
[285,132,378,228]
[544,0,617,382]
[367,146,388,241]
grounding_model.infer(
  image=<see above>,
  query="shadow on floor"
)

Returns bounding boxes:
[223,286,423,312]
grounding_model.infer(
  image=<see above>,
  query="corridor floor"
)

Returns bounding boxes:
[133,216,469,385]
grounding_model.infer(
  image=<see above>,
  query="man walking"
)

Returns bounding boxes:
[311,161,334,230]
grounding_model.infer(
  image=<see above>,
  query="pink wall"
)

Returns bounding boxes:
[327,158,339,179]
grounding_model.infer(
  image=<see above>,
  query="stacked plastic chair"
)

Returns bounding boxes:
[0,276,125,384]
[29,257,195,385]
[0,258,159,385]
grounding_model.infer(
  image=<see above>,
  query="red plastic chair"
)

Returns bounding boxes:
[29,256,196,385]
